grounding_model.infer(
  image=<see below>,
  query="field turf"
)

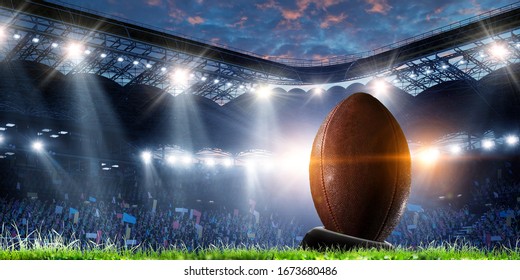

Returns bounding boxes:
[1,245,520,260]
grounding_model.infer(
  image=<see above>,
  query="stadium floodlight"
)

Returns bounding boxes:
[201,76,207,81]
[489,43,509,60]
[213,79,220,84]
[373,79,387,94]
[13,34,20,40]
[182,155,192,165]
[172,69,189,85]
[205,158,216,167]
[223,158,233,167]
[313,88,324,95]
[51,42,59,48]
[506,135,519,146]
[141,151,152,164]
[117,57,124,62]
[0,135,3,143]
[257,86,272,98]
[84,50,91,55]
[100,53,107,58]
[166,155,176,165]
[32,37,40,43]
[482,139,494,150]
[245,159,256,170]
[226,82,232,87]
[450,144,462,155]
[66,42,84,58]
[418,147,440,166]
[133,60,139,65]
[32,140,44,152]
[0,27,4,38]
[160,67,167,72]
[146,63,152,69]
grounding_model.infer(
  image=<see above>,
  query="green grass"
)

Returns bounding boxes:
[2,244,520,260]
[1,227,519,260]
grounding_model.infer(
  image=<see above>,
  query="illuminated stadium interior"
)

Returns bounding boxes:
[0,0,520,249]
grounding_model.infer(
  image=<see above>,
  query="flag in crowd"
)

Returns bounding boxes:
[122,213,136,224]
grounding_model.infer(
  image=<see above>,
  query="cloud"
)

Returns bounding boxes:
[146,0,162,6]
[188,16,205,25]
[457,0,484,16]
[320,12,347,28]
[281,9,303,20]
[256,0,278,10]
[297,0,343,11]
[227,16,249,28]
[276,19,302,30]
[365,0,392,14]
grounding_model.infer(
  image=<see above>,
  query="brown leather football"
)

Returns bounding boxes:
[309,92,411,242]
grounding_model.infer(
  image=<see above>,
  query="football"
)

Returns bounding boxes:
[309,92,411,242]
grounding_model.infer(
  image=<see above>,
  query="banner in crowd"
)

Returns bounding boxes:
[407,204,424,212]
[253,210,260,224]
[126,240,137,246]
[55,206,63,214]
[73,212,79,224]
[96,230,102,244]
[191,209,201,224]
[86,233,97,239]
[69,208,78,216]
[152,199,157,213]
[89,196,96,203]
[249,199,256,213]
[491,235,502,241]
[122,213,136,224]
[125,225,131,239]
[27,192,38,199]
[172,220,180,229]
[175,208,188,216]
[195,224,203,239]
[233,209,239,217]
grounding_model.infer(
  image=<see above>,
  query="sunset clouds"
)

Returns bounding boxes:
[67,0,516,60]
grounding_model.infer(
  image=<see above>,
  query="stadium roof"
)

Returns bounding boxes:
[0,0,520,103]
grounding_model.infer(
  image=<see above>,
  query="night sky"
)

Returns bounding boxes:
[59,0,517,60]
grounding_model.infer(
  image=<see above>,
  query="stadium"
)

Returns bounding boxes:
[1,0,520,260]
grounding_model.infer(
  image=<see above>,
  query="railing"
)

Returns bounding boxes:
[41,0,520,67]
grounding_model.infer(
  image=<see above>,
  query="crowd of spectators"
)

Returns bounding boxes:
[0,195,304,250]
[388,177,520,249]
